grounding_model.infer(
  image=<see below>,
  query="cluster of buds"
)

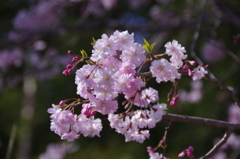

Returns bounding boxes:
[62,50,90,75]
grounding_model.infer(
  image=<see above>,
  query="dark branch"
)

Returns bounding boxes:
[203,76,240,108]
[137,70,240,108]
[199,128,233,159]
[162,113,240,130]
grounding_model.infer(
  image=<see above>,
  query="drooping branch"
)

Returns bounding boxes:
[162,113,240,130]
[203,76,240,108]
[189,0,206,65]
[199,128,233,159]
[137,71,240,108]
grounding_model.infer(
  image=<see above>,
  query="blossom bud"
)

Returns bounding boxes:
[62,69,71,75]
[59,100,66,106]
[66,64,73,69]
[187,146,194,152]
[170,99,176,106]
[178,151,185,158]
[188,69,193,77]
[204,64,209,68]
[147,146,155,153]
[167,92,171,100]
[188,61,196,66]
[182,64,189,71]
[81,104,95,118]
[186,146,194,158]
[90,109,96,117]
[68,50,74,55]
[170,95,179,106]
[72,56,79,61]
[175,94,179,102]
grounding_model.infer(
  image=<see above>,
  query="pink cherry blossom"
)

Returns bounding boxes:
[90,98,118,114]
[165,40,187,68]
[150,59,180,83]
[192,66,208,81]
[61,131,79,142]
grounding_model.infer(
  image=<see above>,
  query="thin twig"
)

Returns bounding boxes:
[137,71,240,108]
[162,121,172,155]
[199,128,233,159]
[203,75,240,108]
[190,0,207,66]
[6,124,17,159]
[162,113,240,130]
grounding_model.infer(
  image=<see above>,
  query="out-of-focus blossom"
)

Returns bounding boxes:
[149,5,175,23]
[13,1,63,32]
[0,48,23,71]
[38,142,78,159]
[100,0,117,10]
[222,133,240,150]
[211,151,227,159]
[201,41,225,63]
[179,81,203,103]
[34,40,47,51]
[228,104,240,123]
[127,0,150,9]
[8,31,23,42]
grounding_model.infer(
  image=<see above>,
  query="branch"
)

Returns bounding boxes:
[162,113,240,130]
[137,71,240,108]
[199,128,233,159]
[203,75,240,108]
[189,0,206,65]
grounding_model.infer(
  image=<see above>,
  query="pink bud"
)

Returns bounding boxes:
[167,92,172,99]
[178,151,185,158]
[170,99,176,106]
[59,100,66,106]
[182,64,189,71]
[62,69,71,75]
[72,56,79,61]
[81,105,95,118]
[66,64,73,69]
[122,100,127,106]
[68,50,74,55]
[90,109,96,116]
[175,95,179,102]
[187,146,194,152]
[204,64,209,68]
[189,61,196,66]
[147,146,155,153]
[188,69,193,77]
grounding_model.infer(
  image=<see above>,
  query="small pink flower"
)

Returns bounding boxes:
[178,146,194,158]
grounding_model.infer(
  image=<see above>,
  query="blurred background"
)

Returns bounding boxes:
[0,0,240,158]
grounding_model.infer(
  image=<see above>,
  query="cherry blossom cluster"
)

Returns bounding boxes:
[49,30,208,158]
[48,104,102,142]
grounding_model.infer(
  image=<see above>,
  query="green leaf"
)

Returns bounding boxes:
[142,38,155,53]
[80,50,88,58]
[143,38,149,46]
[91,37,96,45]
